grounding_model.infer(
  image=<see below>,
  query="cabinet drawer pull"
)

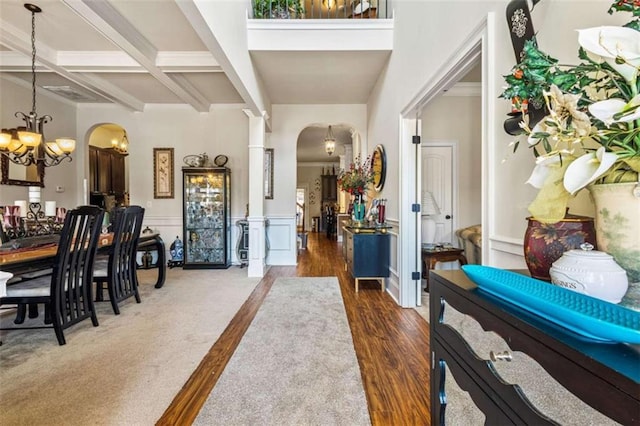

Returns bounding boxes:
[489,350,512,362]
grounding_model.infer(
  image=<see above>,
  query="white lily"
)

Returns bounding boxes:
[526,154,563,189]
[563,147,618,194]
[589,95,640,125]
[577,26,640,83]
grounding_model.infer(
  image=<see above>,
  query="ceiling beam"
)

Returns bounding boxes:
[0,19,145,111]
[62,0,210,112]
[176,0,269,127]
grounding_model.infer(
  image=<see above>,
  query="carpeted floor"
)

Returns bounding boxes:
[0,267,260,425]
[194,276,371,426]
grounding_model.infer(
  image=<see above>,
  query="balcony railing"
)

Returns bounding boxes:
[251,0,391,19]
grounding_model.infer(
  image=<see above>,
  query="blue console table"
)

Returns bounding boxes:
[342,226,390,292]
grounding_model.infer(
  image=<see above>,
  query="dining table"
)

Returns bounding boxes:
[0,233,167,289]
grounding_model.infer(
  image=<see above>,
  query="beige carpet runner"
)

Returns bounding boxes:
[194,277,370,425]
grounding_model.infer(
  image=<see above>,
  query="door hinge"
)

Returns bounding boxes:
[412,135,421,145]
[411,203,420,213]
[412,271,421,280]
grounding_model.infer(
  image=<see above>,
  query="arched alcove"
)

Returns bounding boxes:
[87,123,130,211]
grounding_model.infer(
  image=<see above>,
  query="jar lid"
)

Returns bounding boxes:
[564,243,613,260]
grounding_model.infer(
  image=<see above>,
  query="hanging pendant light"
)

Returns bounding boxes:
[111,130,129,154]
[324,125,336,156]
[0,3,75,168]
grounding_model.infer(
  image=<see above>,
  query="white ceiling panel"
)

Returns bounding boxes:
[251,50,391,104]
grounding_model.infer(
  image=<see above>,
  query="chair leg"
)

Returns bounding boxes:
[134,283,141,304]
[51,313,66,346]
[28,303,39,318]
[14,304,27,324]
[95,282,105,301]
[44,305,52,324]
[90,310,99,327]
[107,281,120,315]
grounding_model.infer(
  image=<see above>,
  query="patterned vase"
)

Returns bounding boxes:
[589,182,640,284]
[524,213,597,281]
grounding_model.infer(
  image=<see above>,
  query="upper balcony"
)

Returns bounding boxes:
[247,0,393,104]
[251,0,392,20]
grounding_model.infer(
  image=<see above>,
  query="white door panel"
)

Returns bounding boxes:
[422,145,454,244]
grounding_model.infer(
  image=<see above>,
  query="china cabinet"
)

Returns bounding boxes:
[182,167,231,269]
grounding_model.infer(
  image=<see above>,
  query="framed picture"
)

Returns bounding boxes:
[264,148,274,199]
[153,147,174,199]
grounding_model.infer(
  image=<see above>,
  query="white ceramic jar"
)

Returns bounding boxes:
[549,243,628,303]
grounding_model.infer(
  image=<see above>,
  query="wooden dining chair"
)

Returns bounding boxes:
[93,205,145,314]
[0,205,105,345]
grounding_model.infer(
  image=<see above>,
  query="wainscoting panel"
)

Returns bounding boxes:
[266,215,297,266]
[489,234,527,269]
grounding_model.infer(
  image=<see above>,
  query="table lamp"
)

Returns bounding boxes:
[422,191,440,244]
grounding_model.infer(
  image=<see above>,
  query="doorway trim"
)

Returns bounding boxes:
[398,12,495,307]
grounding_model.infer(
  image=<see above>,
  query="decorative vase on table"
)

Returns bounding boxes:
[523,213,597,281]
[589,182,640,284]
[352,193,366,223]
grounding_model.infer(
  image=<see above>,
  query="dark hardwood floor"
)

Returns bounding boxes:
[157,231,431,425]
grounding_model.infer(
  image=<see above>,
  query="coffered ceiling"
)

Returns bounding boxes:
[0,1,477,162]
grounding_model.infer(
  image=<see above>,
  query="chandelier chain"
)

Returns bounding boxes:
[30,8,37,115]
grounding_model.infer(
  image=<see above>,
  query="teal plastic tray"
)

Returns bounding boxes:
[461,265,640,344]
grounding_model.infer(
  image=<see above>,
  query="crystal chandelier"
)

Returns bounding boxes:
[324,125,336,156]
[0,3,76,167]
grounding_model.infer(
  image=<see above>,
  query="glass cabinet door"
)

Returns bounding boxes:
[182,167,231,268]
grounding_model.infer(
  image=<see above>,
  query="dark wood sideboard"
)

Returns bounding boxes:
[429,270,640,425]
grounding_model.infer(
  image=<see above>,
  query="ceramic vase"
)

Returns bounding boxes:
[589,182,640,284]
[353,194,366,223]
[523,213,597,281]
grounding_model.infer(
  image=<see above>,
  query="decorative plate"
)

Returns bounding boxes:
[461,265,640,344]
[214,154,228,167]
[370,144,386,192]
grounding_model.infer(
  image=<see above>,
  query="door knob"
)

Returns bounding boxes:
[445,215,452,219]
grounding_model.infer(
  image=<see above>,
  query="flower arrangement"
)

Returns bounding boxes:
[500,1,640,223]
[337,155,374,196]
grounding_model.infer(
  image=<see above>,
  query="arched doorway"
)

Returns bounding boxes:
[87,123,130,212]
[295,123,355,235]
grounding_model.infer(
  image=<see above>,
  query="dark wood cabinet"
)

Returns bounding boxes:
[429,270,640,425]
[321,174,337,203]
[89,146,127,201]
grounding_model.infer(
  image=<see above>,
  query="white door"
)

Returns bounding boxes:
[422,144,456,245]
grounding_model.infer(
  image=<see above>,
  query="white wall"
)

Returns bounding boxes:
[76,104,250,263]
[268,104,366,264]
[422,94,482,230]
[366,0,622,272]
[0,78,79,209]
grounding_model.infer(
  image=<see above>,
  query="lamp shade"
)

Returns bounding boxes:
[422,191,440,216]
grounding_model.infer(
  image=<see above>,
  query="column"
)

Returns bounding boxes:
[245,110,267,277]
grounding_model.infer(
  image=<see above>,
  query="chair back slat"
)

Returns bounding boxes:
[107,206,145,305]
[51,206,104,329]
